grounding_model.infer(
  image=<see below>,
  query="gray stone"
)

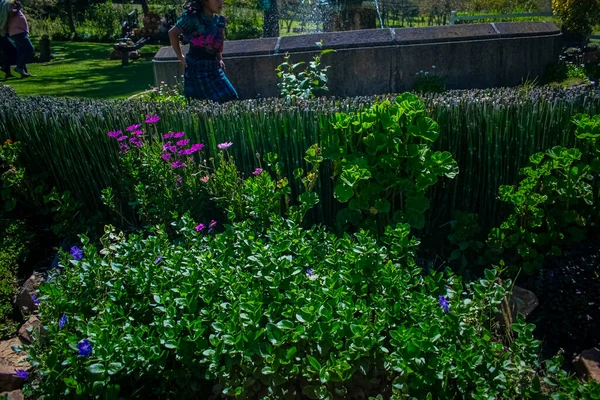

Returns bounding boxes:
[574,348,600,383]
[495,21,559,38]
[279,28,394,53]
[496,286,539,333]
[0,338,30,392]
[14,273,43,316]
[394,24,498,45]
[17,316,42,345]
[0,390,24,400]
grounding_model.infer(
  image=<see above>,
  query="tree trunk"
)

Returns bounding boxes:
[140,0,150,15]
[263,0,280,38]
[67,0,76,34]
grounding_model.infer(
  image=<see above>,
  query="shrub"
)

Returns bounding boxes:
[552,0,600,37]
[276,43,334,100]
[25,214,561,399]
[323,93,458,233]
[0,220,34,339]
[487,113,600,274]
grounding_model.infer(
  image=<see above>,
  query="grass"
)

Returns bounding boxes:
[2,41,160,100]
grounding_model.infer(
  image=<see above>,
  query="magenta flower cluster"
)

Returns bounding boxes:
[161,131,205,170]
[107,122,147,153]
[195,219,217,232]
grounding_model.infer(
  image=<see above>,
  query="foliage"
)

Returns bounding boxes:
[552,0,600,36]
[0,220,33,339]
[487,113,600,274]
[134,81,187,105]
[412,66,446,94]
[445,211,484,277]
[25,212,570,399]
[276,43,335,100]
[323,93,458,233]
[2,86,600,235]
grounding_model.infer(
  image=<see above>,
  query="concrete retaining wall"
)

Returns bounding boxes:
[153,22,561,99]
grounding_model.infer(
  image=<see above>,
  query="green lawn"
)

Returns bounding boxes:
[3,41,160,99]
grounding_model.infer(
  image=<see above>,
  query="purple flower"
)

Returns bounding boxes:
[145,114,161,124]
[177,139,190,147]
[438,296,450,313]
[107,130,122,138]
[173,132,185,138]
[217,142,233,150]
[168,145,178,153]
[154,256,164,264]
[176,176,183,187]
[209,220,217,229]
[253,168,263,176]
[163,133,173,139]
[161,153,171,161]
[59,313,67,329]
[77,339,93,357]
[162,143,171,151]
[195,223,206,232]
[14,369,29,379]
[70,246,83,261]
[31,294,39,306]
[126,123,142,132]
[306,269,314,277]
[200,176,209,183]
[117,135,128,142]
[129,137,142,147]
[132,129,145,136]
[190,144,205,152]
[171,161,187,169]
[180,149,194,155]
[120,143,129,153]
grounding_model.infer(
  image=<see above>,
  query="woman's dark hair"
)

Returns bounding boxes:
[183,1,204,15]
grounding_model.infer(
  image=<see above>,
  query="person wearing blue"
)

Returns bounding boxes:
[168,0,238,103]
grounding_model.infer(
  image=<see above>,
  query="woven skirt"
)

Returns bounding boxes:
[184,56,239,103]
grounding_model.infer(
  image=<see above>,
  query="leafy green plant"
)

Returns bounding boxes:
[487,113,600,274]
[0,220,34,339]
[322,93,458,233]
[445,211,484,277]
[276,42,335,100]
[24,214,566,399]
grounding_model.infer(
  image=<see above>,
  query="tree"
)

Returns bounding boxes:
[261,0,280,37]
[553,0,600,37]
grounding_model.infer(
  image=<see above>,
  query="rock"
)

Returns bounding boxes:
[14,273,44,316]
[0,338,30,392]
[0,389,24,400]
[496,286,539,332]
[574,348,600,383]
[17,316,41,345]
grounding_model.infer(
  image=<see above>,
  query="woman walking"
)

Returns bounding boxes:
[8,0,34,77]
[168,0,238,103]
[0,0,16,78]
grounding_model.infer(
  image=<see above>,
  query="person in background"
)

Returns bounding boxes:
[8,0,34,77]
[0,0,16,78]
[168,0,238,103]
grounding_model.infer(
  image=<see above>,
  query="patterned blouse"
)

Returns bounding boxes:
[175,11,226,55]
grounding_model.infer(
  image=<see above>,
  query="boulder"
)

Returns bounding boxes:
[17,316,42,345]
[496,285,539,331]
[0,338,30,392]
[0,389,24,400]
[574,348,600,383]
[14,273,43,316]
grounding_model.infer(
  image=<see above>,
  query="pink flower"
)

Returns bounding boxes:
[161,153,171,161]
[171,161,187,168]
[177,139,190,147]
[132,130,145,136]
[195,223,206,232]
[209,220,217,229]
[217,142,233,149]
[190,143,205,152]
[162,142,171,151]
[119,143,129,153]
[130,137,143,147]
[253,168,263,176]
[173,132,185,138]
[169,145,178,153]
[177,176,183,187]
[181,149,194,155]
[108,130,122,138]
[126,123,142,132]
[163,132,173,139]
[200,176,209,183]
[145,114,161,124]
[117,135,128,142]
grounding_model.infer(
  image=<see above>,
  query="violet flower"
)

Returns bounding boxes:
[14,369,29,379]
[163,132,173,139]
[253,168,263,176]
[171,161,187,169]
[107,130,122,138]
[70,246,83,261]
[173,132,185,138]
[195,223,206,232]
[77,339,93,357]
[177,139,190,147]
[126,123,142,132]
[161,153,171,161]
[217,142,233,149]
[145,114,161,124]
[438,296,450,313]
[59,313,67,329]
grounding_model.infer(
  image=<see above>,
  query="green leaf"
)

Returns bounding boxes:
[89,363,105,374]
[107,362,123,375]
[307,355,322,371]
[334,184,354,203]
